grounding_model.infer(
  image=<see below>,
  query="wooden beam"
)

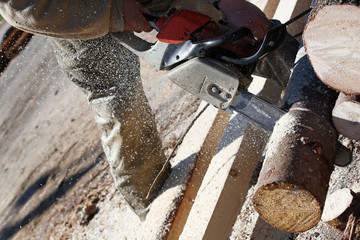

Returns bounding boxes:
[249,0,269,10]
[179,113,251,239]
[141,103,222,240]
[273,0,313,36]
[166,110,230,240]
[201,123,270,240]
[263,0,281,18]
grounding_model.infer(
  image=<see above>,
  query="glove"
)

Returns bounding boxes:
[122,0,152,32]
[217,0,270,41]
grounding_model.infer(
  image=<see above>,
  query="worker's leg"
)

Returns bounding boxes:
[51,34,170,219]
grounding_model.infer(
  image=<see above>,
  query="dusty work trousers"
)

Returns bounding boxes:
[51,35,171,219]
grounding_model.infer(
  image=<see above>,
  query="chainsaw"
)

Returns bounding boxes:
[112,7,353,167]
[111,7,309,132]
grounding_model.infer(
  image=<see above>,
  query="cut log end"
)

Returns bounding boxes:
[321,188,360,231]
[253,183,322,233]
[304,5,360,94]
[332,94,360,140]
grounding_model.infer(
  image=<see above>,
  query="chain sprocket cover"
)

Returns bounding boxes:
[166,57,250,109]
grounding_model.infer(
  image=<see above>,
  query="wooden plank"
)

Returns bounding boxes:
[273,0,299,22]
[201,123,270,240]
[273,0,313,36]
[179,113,250,239]
[166,110,231,240]
[263,0,281,18]
[141,103,222,240]
[249,0,269,11]
[249,0,280,18]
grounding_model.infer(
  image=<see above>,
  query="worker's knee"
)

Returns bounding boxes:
[51,34,140,93]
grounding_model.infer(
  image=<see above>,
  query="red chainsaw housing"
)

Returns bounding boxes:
[155,9,212,43]
[155,8,258,57]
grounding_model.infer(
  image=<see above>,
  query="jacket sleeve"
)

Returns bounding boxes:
[0,0,124,39]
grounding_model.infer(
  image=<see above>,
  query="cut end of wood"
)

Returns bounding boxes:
[333,98,360,140]
[304,5,360,94]
[322,189,354,222]
[321,188,360,231]
[253,182,322,233]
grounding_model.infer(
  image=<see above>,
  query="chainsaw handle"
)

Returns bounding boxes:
[111,21,285,70]
[161,27,253,69]
[218,7,313,65]
[199,27,252,50]
[219,20,287,65]
[112,31,153,52]
[111,31,171,70]
[112,27,254,70]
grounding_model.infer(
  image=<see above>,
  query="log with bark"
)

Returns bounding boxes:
[332,93,360,140]
[252,47,339,233]
[303,0,360,94]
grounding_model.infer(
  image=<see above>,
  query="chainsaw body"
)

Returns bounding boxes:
[167,57,241,109]
[112,7,353,166]
[112,8,288,110]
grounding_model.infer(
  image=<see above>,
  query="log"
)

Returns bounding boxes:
[332,93,360,140]
[303,0,360,94]
[321,188,360,231]
[252,46,339,233]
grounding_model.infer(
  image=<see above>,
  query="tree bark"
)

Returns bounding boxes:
[252,47,338,233]
[303,0,360,94]
[332,93,360,140]
[321,188,360,231]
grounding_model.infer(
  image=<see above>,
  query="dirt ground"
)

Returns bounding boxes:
[0,30,360,240]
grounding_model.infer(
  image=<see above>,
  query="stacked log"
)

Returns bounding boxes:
[303,0,360,95]
[253,1,360,231]
[332,93,360,140]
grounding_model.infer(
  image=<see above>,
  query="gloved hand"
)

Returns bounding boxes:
[122,0,152,32]
[217,0,270,41]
